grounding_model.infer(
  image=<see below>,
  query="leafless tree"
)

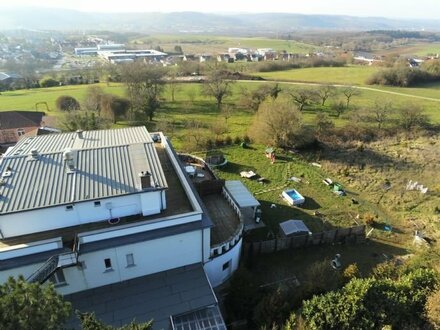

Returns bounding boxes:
[317,85,337,106]
[342,86,361,108]
[121,62,166,121]
[287,88,318,111]
[202,64,234,110]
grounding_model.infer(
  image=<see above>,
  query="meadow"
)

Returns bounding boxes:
[130,34,317,54]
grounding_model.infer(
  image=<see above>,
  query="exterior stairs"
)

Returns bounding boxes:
[27,251,77,284]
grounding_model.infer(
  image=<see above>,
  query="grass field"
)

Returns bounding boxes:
[377,42,440,57]
[1,79,439,138]
[130,34,317,54]
[257,66,381,85]
[206,144,383,236]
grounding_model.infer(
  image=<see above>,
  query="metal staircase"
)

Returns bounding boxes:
[27,252,77,284]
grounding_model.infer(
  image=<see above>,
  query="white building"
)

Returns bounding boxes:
[0,127,246,329]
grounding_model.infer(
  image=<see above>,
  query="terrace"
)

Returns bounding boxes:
[179,153,242,249]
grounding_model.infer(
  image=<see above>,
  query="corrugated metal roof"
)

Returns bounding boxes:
[9,132,76,155]
[6,126,152,157]
[224,180,260,208]
[0,127,167,214]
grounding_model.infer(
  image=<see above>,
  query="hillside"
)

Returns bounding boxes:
[1,8,440,32]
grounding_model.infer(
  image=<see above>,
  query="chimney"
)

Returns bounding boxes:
[76,130,84,139]
[63,148,75,172]
[30,149,39,159]
[139,171,152,190]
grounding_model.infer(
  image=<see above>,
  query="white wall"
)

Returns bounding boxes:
[62,229,204,294]
[204,237,242,288]
[0,229,205,295]
[0,192,162,238]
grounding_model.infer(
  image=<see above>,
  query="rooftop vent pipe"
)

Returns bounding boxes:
[63,148,75,171]
[76,130,83,139]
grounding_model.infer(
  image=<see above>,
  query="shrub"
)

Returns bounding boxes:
[214,138,224,147]
[225,136,233,145]
[243,135,251,144]
[205,138,214,150]
[233,136,241,144]
[39,77,59,88]
[56,95,80,111]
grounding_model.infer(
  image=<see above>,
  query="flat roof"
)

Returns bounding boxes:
[0,127,167,214]
[64,263,220,330]
[224,180,260,208]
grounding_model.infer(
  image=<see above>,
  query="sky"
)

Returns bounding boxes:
[2,0,439,20]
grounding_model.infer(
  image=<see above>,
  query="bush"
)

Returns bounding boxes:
[39,77,59,88]
[56,95,80,111]
[366,66,440,87]
[243,135,251,144]
[233,136,241,144]
[225,136,233,145]
[214,138,224,147]
[205,138,214,150]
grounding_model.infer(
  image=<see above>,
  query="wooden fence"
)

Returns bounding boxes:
[243,225,366,257]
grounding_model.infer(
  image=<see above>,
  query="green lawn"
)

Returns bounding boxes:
[205,145,385,237]
[2,79,439,133]
[0,83,126,115]
[257,66,380,85]
[131,34,317,54]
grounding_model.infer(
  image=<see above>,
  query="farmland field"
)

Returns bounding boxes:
[130,34,317,54]
[257,66,381,85]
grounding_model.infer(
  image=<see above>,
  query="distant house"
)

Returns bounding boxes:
[0,111,45,146]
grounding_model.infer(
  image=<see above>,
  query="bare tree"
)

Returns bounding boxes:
[331,100,346,118]
[249,100,302,148]
[371,100,392,129]
[167,70,180,102]
[398,104,429,132]
[121,62,166,121]
[317,85,337,106]
[83,86,104,114]
[100,94,130,124]
[186,120,205,148]
[288,88,318,111]
[202,64,234,110]
[315,112,335,139]
[342,86,361,108]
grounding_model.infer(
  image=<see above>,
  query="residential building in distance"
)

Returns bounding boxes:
[0,111,45,147]
[0,126,249,329]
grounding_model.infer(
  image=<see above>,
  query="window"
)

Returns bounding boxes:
[104,258,112,270]
[94,201,101,207]
[222,260,231,271]
[49,269,66,286]
[65,205,73,211]
[17,128,25,137]
[126,253,135,267]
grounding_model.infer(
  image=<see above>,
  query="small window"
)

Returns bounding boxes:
[104,258,112,270]
[94,201,101,207]
[49,269,66,286]
[65,205,73,211]
[222,261,231,271]
[126,253,135,267]
[17,128,25,137]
